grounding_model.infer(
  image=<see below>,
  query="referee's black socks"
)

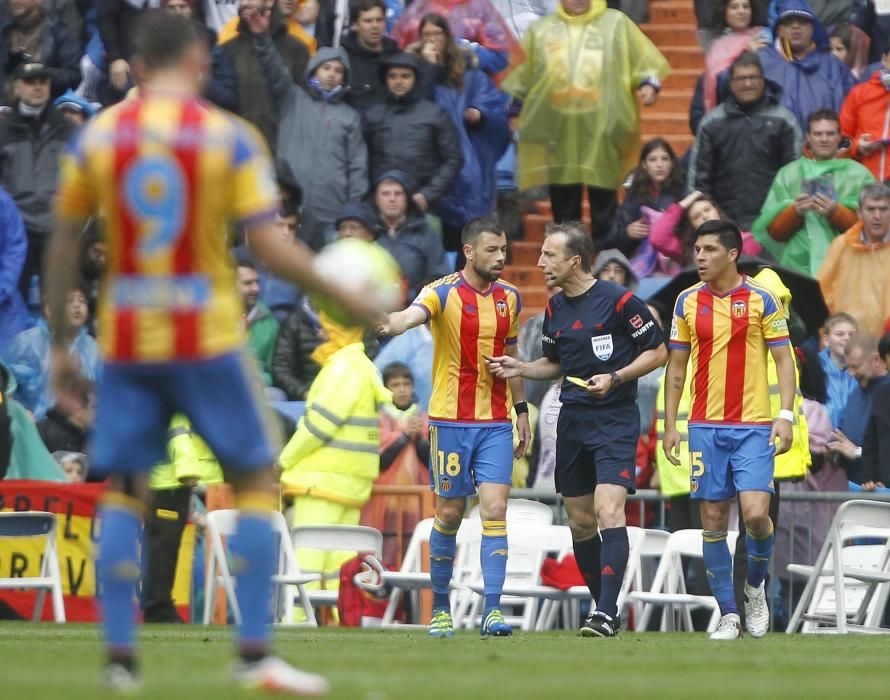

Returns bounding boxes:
[597,527,629,619]
[572,534,602,603]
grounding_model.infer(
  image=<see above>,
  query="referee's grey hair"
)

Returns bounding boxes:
[859,182,890,209]
[544,221,593,272]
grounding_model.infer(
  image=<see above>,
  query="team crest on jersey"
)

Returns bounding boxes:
[630,314,644,329]
[732,300,747,317]
[440,478,451,492]
[591,334,613,361]
[496,300,508,318]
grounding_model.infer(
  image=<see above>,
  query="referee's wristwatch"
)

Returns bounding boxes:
[609,371,622,389]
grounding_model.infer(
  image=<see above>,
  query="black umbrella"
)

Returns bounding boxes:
[645,256,829,339]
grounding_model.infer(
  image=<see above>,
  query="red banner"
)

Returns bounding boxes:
[0,481,194,622]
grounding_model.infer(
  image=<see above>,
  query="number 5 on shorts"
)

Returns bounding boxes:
[690,451,705,477]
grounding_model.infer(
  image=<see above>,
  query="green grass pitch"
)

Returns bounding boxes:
[3,624,890,699]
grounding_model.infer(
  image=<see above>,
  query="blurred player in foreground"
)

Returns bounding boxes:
[45,10,374,696]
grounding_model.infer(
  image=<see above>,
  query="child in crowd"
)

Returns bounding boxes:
[361,362,430,567]
[609,138,686,279]
[818,312,859,428]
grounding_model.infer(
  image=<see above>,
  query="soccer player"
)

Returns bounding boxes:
[662,220,795,640]
[487,222,667,638]
[44,10,373,695]
[376,217,531,638]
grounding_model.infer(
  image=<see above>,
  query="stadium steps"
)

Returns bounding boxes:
[504,0,702,322]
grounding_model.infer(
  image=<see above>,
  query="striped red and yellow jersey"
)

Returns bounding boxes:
[669,276,790,426]
[55,93,279,363]
[412,272,521,423]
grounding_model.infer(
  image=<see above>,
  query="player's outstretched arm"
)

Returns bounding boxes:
[485,355,562,380]
[769,344,796,456]
[375,305,428,338]
[662,347,690,466]
[248,221,379,325]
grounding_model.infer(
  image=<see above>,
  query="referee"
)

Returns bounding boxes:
[487,222,667,637]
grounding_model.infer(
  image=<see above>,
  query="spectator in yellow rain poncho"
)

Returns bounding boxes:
[502,0,670,246]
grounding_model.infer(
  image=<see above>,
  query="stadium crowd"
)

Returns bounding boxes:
[1,0,890,630]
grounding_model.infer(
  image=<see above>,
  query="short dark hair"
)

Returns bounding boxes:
[349,0,386,24]
[694,219,743,257]
[806,109,839,133]
[544,221,594,272]
[132,10,201,70]
[730,50,764,78]
[279,197,300,220]
[382,361,414,385]
[235,257,256,271]
[462,216,505,246]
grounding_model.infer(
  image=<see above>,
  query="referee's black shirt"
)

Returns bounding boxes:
[541,280,664,409]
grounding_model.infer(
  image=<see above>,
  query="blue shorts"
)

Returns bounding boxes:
[688,425,775,501]
[90,351,281,477]
[554,404,639,497]
[428,422,513,498]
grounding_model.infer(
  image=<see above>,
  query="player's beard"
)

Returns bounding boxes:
[473,261,502,283]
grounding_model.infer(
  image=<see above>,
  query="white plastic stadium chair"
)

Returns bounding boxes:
[359,517,483,630]
[462,523,574,631]
[786,500,890,635]
[203,509,322,626]
[0,512,66,622]
[628,528,739,633]
[533,526,654,631]
[283,525,383,625]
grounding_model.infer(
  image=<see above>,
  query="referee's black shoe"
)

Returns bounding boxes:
[579,611,620,638]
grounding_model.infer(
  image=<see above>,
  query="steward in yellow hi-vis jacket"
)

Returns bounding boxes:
[144,414,223,623]
[279,314,392,618]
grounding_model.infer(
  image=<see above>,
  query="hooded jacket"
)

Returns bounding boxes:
[371,169,452,298]
[758,0,855,130]
[279,341,393,507]
[0,105,74,240]
[0,186,28,350]
[839,71,890,182]
[592,249,639,292]
[362,53,463,206]
[3,318,102,421]
[752,150,875,277]
[818,222,890,337]
[688,82,801,229]
[341,33,399,112]
[502,1,670,190]
[207,10,309,152]
[252,37,368,232]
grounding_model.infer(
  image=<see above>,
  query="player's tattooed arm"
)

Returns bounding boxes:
[662,347,690,466]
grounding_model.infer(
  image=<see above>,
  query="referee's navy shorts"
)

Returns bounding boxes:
[554,403,639,497]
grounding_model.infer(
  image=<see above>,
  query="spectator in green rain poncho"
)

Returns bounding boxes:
[752,109,874,277]
[502,0,670,246]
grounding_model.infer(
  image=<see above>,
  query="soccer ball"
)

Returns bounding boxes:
[309,238,404,326]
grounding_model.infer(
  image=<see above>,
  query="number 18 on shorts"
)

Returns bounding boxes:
[428,423,514,498]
